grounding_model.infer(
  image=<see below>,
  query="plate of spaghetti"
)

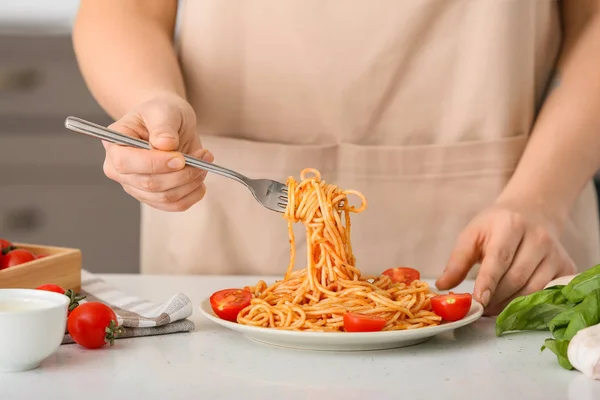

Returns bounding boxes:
[200,168,484,351]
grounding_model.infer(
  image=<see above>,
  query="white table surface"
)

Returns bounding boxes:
[3,274,600,400]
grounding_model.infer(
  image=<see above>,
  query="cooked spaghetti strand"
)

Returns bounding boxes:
[237,168,441,331]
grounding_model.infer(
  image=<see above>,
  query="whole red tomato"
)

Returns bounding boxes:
[0,239,16,266]
[67,302,123,349]
[36,284,66,294]
[0,249,36,270]
[0,238,13,251]
[36,284,86,315]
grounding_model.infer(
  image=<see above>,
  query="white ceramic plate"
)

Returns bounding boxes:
[199,297,484,351]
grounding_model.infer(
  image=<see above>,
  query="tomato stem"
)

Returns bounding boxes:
[65,289,87,312]
[1,246,17,256]
[105,320,124,346]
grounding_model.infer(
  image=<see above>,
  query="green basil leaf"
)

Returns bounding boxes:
[495,287,570,336]
[541,338,573,370]
[562,264,600,303]
[550,289,600,341]
[552,326,567,340]
[548,307,576,335]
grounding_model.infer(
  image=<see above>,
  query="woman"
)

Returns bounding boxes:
[72,0,600,315]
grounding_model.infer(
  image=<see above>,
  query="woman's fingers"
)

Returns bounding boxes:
[438,202,576,315]
[105,145,186,175]
[483,243,576,316]
[98,94,214,212]
[123,176,207,212]
[483,255,559,316]
[105,160,207,193]
[145,183,208,212]
[103,143,214,210]
[436,224,482,291]
[438,210,526,307]
[488,228,549,307]
[473,217,525,307]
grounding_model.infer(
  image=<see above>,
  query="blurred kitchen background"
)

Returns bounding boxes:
[1,1,600,275]
[0,1,139,273]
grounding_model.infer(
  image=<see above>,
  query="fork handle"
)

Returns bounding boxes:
[64,116,247,184]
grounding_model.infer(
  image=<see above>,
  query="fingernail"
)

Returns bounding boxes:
[481,290,491,306]
[168,157,184,169]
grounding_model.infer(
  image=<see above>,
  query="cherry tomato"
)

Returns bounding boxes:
[67,302,123,349]
[382,267,420,284]
[37,284,86,315]
[0,249,36,270]
[430,292,473,322]
[343,313,387,332]
[0,238,13,250]
[210,288,252,322]
[36,284,66,294]
[0,239,16,256]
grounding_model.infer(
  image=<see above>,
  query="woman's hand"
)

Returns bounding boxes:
[435,201,576,315]
[102,93,214,212]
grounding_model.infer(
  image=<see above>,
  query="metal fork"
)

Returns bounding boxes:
[64,116,289,213]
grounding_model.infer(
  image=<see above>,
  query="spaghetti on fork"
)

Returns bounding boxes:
[237,168,442,331]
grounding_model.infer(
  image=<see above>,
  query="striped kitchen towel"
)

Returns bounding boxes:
[62,270,195,345]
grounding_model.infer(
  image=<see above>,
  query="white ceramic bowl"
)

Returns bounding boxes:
[0,288,69,373]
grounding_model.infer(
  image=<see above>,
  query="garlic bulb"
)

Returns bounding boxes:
[544,275,577,289]
[568,323,600,380]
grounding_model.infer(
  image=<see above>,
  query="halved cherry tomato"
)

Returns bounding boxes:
[430,292,472,322]
[0,249,36,270]
[210,288,252,322]
[382,267,420,284]
[343,313,387,332]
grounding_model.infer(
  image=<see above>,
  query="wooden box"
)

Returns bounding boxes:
[0,243,82,292]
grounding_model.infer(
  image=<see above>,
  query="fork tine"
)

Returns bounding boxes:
[248,179,290,213]
[278,183,289,204]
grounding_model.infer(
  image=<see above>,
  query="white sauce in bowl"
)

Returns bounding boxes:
[0,298,55,312]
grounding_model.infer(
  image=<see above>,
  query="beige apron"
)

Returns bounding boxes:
[140,0,600,278]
